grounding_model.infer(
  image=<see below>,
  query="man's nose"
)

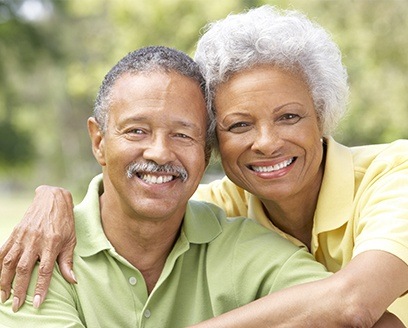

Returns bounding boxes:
[143,135,177,165]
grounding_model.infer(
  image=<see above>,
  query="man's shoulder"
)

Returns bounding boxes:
[187,200,302,255]
[194,200,329,294]
[187,199,265,233]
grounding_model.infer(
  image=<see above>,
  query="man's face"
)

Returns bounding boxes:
[90,71,208,222]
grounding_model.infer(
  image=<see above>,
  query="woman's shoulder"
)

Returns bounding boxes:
[349,139,408,167]
[192,176,249,217]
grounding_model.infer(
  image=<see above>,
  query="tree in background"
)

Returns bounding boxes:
[0,0,407,194]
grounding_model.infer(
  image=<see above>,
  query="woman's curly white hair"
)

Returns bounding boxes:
[195,5,349,139]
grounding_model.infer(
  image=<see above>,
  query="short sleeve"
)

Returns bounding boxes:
[353,148,408,266]
[0,265,84,327]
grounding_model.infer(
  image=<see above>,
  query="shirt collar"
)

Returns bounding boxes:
[74,174,222,257]
[313,137,354,233]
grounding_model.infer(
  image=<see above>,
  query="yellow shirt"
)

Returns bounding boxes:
[194,137,408,324]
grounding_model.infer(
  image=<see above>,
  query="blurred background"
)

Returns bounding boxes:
[1,0,408,241]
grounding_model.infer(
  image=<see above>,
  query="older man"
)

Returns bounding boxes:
[0,46,332,327]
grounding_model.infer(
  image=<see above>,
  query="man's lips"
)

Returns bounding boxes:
[136,172,177,184]
[127,161,188,182]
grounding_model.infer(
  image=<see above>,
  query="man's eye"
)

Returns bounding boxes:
[175,133,191,139]
[128,129,144,134]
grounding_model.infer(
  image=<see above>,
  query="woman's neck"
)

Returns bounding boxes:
[262,197,315,249]
[261,161,325,249]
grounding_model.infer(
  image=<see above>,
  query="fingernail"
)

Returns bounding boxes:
[33,294,42,309]
[12,297,20,312]
[71,270,77,284]
[1,290,6,303]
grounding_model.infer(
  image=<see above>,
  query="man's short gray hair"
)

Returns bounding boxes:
[94,46,213,160]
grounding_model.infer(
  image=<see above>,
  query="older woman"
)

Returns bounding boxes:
[1,5,408,327]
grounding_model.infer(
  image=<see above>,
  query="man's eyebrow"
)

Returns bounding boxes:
[120,115,202,130]
[121,113,148,120]
[173,120,201,130]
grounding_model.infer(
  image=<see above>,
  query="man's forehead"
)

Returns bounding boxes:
[107,70,207,127]
[114,70,201,89]
[110,71,203,102]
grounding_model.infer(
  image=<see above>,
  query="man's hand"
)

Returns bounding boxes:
[0,185,77,312]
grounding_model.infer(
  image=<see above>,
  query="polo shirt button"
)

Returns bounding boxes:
[144,309,151,318]
[128,277,137,285]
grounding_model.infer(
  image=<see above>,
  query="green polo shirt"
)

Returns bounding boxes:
[0,175,330,327]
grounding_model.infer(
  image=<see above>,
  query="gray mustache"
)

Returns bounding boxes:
[126,161,188,182]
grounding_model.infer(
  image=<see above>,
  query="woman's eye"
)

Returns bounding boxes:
[228,122,250,132]
[279,113,301,123]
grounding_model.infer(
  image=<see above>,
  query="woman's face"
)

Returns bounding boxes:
[215,65,324,203]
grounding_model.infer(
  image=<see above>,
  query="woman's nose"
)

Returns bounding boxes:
[250,125,284,155]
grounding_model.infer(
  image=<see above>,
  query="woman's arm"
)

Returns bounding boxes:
[189,250,408,327]
[0,185,77,311]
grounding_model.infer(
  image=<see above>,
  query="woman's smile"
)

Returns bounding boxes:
[215,64,324,201]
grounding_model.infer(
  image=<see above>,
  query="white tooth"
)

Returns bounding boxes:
[140,174,173,184]
[252,158,293,172]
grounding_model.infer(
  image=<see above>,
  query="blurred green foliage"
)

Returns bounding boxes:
[0,0,407,194]
[0,120,34,165]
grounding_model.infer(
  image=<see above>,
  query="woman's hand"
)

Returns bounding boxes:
[0,185,77,312]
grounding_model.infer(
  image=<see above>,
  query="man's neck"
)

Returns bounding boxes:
[99,195,183,294]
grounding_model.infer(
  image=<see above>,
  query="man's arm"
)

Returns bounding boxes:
[189,250,408,327]
[0,185,77,310]
[0,263,85,327]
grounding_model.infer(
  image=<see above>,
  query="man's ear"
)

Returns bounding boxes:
[87,117,106,166]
